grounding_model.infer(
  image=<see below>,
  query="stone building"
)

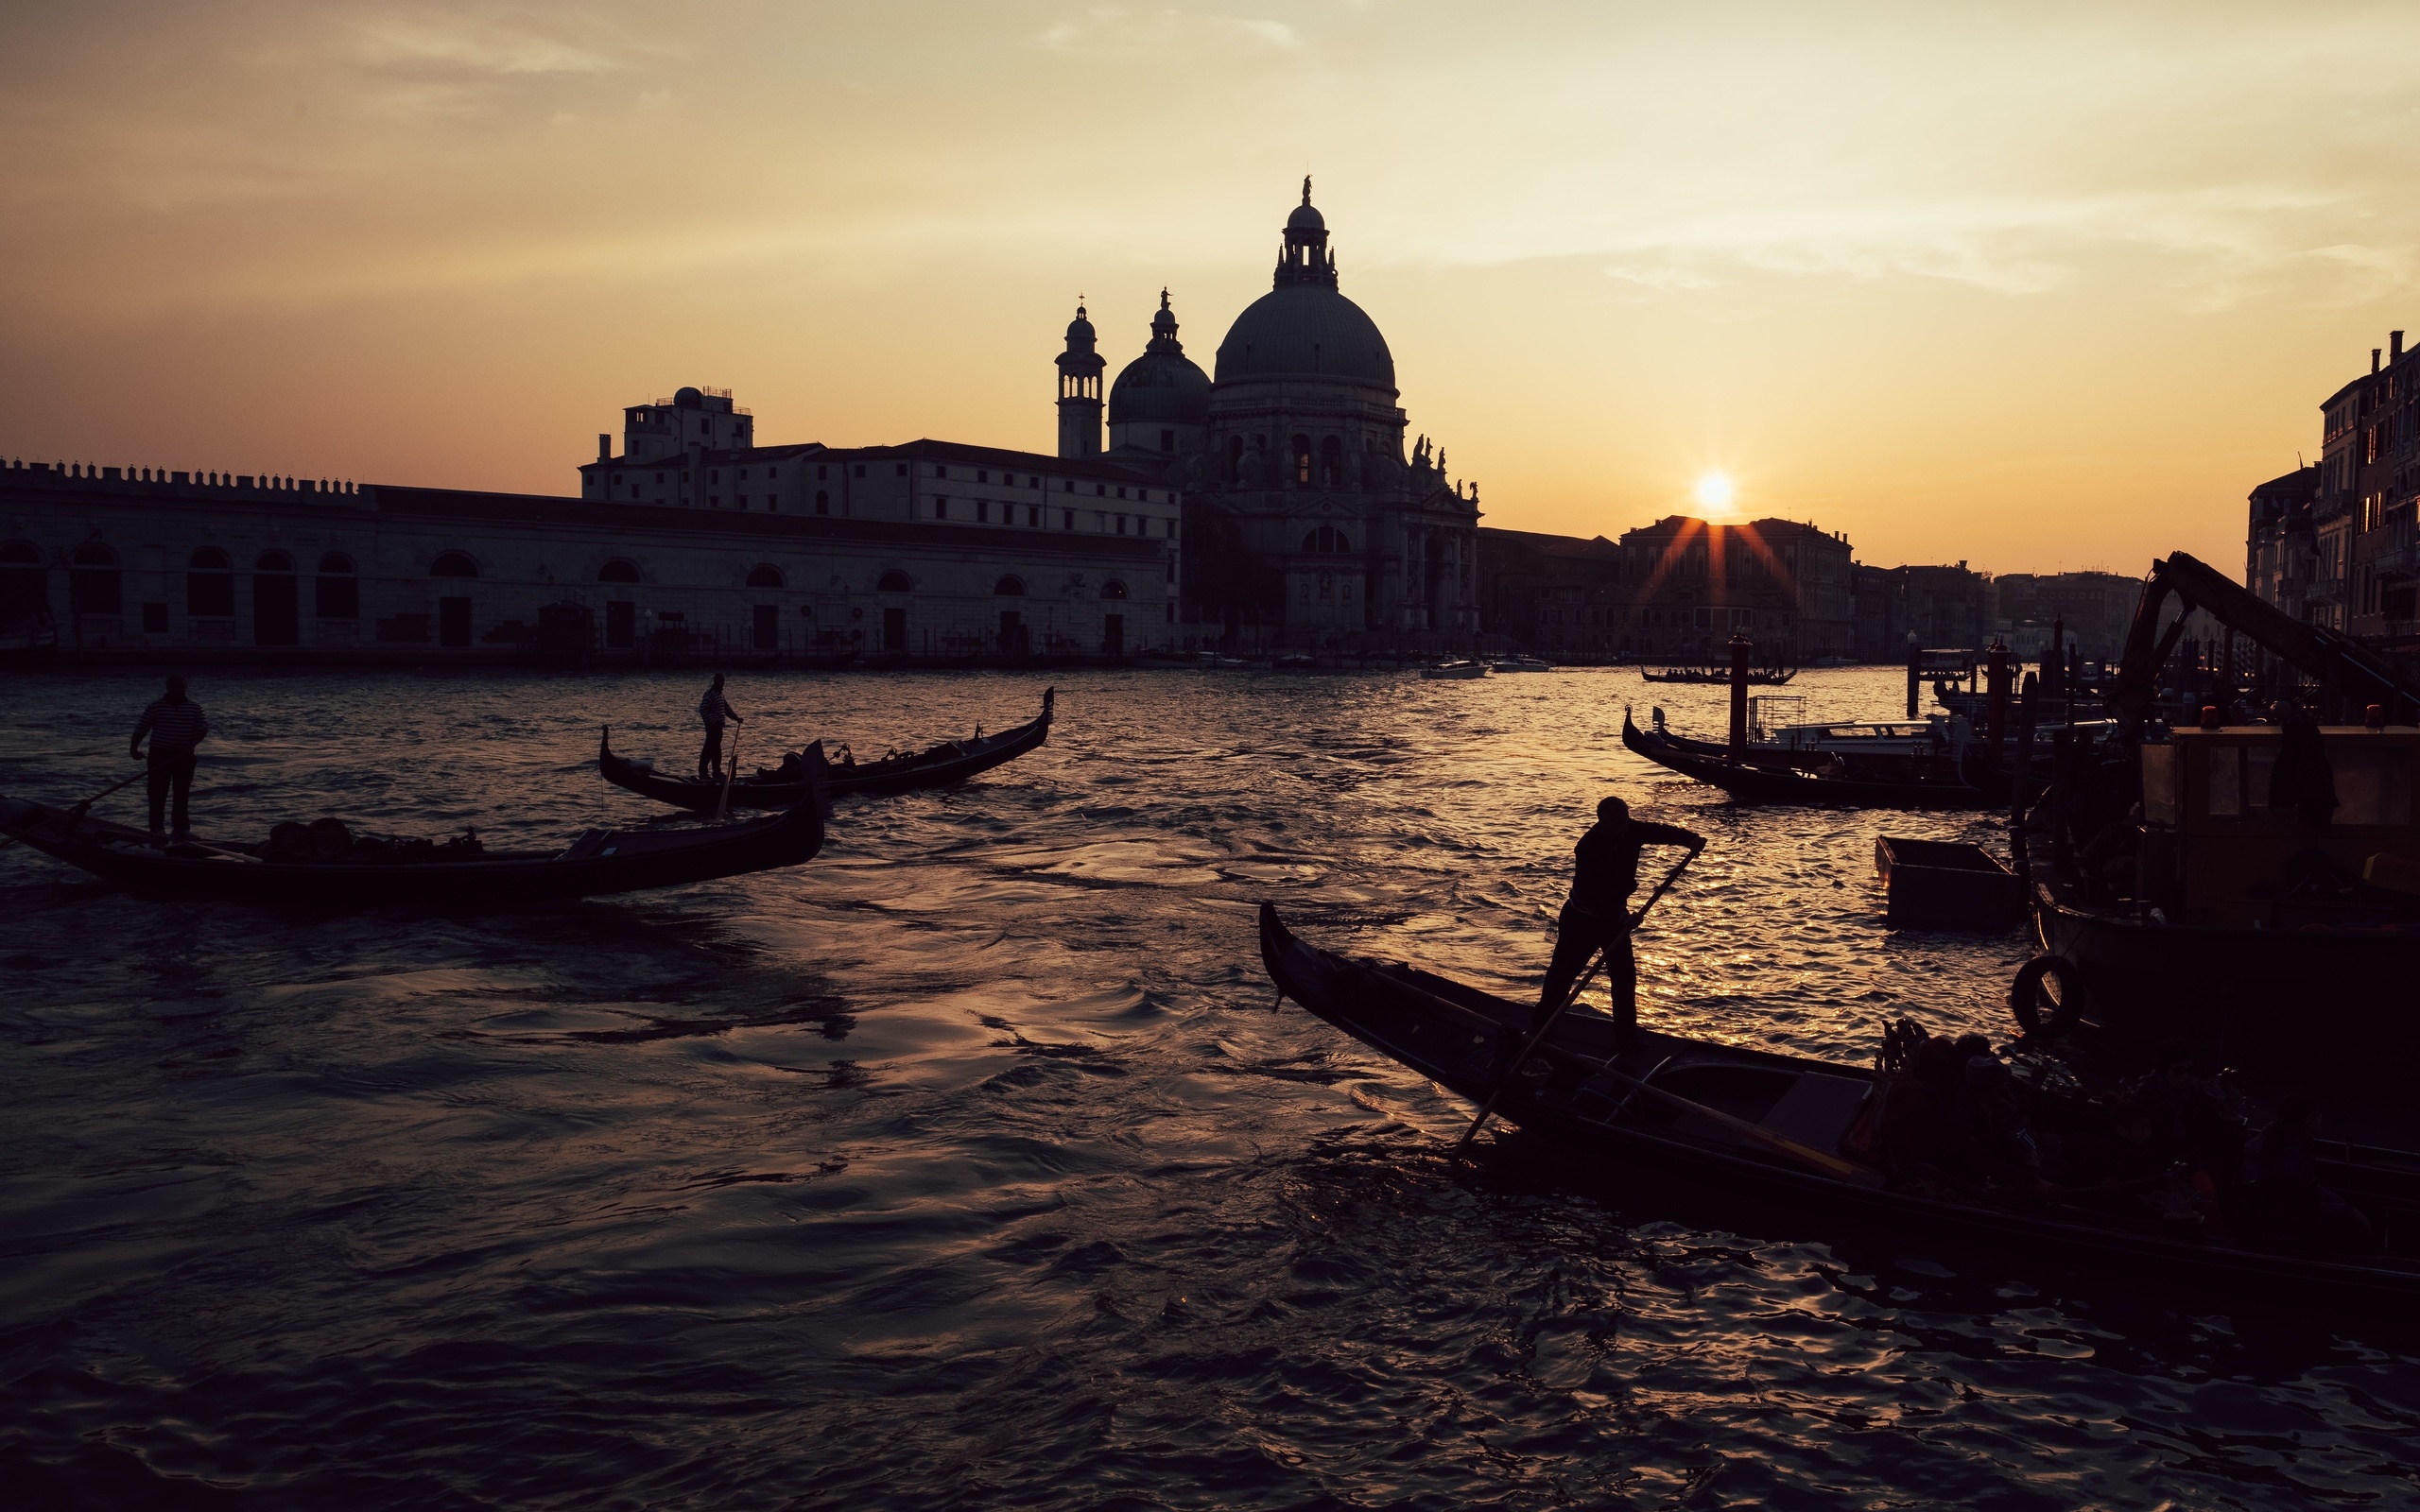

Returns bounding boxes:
[1852,561,1992,660]
[1989,570,2143,661]
[1474,516,1854,662]
[0,454,1170,660]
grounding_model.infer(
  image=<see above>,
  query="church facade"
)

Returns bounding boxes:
[1064,180,1484,650]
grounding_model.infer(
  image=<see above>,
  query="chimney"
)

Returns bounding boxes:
[2373,349,2382,374]
[2395,331,2406,362]
[597,433,611,464]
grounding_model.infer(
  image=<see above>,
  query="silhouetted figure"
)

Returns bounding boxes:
[1536,796,1703,1046]
[130,674,208,841]
[697,673,742,780]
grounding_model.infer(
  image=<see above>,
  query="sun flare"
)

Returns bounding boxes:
[1694,471,1737,512]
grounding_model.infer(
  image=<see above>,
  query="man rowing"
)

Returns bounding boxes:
[130,674,209,842]
[697,672,743,781]
[1536,796,1703,1049]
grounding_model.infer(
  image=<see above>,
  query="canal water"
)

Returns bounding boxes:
[2,666,2412,1508]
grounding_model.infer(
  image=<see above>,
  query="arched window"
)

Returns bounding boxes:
[994,575,1026,596]
[746,564,785,590]
[255,549,294,572]
[1302,525,1351,554]
[1321,435,1342,485]
[0,541,43,627]
[1100,579,1128,600]
[597,558,641,583]
[1291,434,1312,484]
[187,545,233,617]
[430,551,478,578]
[876,569,911,593]
[70,542,120,615]
[316,553,357,619]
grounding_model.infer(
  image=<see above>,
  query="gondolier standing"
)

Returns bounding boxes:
[129,675,209,840]
[1537,796,1703,1047]
[697,673,742,781]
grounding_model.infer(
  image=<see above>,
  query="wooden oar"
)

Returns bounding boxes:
[713,728,741,823]
[67,766,153,818]
[1582,1065,1885,1187]
[1454,850,1697,1155]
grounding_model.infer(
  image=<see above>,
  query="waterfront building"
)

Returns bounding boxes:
[1475,516,1854,662]
[0,456,1169,660]
[1989,570,2142,661]
[1851,562,1992,661]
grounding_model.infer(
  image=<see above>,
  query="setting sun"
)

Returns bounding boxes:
[1694,471,1737,511]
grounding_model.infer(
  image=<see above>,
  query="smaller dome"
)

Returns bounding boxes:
[673,387,704,407]
[1287,175,1325,232]
[1064,304,1097,345]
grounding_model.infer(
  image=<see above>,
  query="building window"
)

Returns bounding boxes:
[430,551,478,578]
[747,564,785,589]
[1063,510,1075,529]
[768,494,778,512]
[877,569,911,592]
[935,465,947,477]
[599,559,641,583]
[994,575,1026,595]
[977,500,990,523]
[977,471,988,483]
[1166,519,1177,539]
[1101,580,1128,600]
[187,546,233,617]
[1117,515,1128,535]
[1063,480,1074,493]
[895,463,908,476]
[816,490,830,515]
[935,498,948,520]
[1096,484,1106,496]
[316,552,358,618]
[1028,507,1041,526]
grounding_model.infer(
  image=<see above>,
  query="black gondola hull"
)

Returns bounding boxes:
[600,689,1053,811]
[0,792,824,905]
[1259,902,2420,1302]
[1621,712,1995,810]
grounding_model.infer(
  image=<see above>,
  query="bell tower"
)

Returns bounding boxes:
[1056,301,1104,458]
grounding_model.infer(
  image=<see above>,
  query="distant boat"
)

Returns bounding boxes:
[1641,665,1796,685]
[1488,655,1555,673]
[1420,660,1489,680]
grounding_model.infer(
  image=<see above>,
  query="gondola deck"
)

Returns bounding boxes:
[600,688,1053,811]
[1259,902,2420,1302]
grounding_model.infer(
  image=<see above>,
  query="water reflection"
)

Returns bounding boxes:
[0,665,2412,1507]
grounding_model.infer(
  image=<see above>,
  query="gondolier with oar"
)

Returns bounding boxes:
[129,675,209,842]
[1535,796,1703,1049]
[696,673,743,781]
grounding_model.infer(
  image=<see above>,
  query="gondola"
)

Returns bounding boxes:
[0,776,826,906]
[1259,902,2420,1301]
[1621,710,1996,809]
[600,688,1053,812]
[1640,665,1796,685]
[2026,872,2420,1051]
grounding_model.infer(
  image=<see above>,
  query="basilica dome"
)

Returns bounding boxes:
[1213,180,1395,390]
[1213,284,1394,388]
[1109,291,1211,426]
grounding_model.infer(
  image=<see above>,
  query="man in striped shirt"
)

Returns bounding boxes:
[130,675,210,839]
[697,672,743,780]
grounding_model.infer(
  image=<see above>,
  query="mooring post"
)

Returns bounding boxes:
[1904,631,1920,718]
[1986,640,2010,759]
[1728,632,1752,761]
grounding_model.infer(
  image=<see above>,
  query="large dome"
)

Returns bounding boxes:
[1213,284,1395,388]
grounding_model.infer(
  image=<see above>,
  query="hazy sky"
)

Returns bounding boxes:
[6,1,2419,576]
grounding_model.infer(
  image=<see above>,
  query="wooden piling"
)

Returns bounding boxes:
[1728,632,1752,761]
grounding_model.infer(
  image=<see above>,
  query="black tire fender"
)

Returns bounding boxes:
[2009,954,2085,1038]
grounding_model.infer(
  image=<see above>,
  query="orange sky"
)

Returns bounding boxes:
[5,2,2416,578]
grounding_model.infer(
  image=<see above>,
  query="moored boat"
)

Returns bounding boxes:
[1642,665,1796,685]
[1420,660,1489,680]
[0,780,826,905]
[1622,710,1996,809]
[601,688,1052,812]
[1260,902,2420,1301]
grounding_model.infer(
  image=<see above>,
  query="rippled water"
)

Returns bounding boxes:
[4,665,2415,1509]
